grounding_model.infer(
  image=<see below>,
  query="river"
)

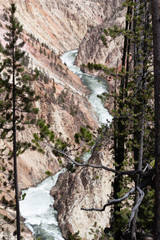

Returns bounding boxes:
[20,170,65,240]
[20,50,112,240]
[61,50,112,125]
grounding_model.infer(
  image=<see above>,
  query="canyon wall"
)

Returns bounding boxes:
[0,1,104,238]
[0,0,126,239]
[51,137,113,240]
[75,1,126,72]
[0,0,108,190]
[49,1,127,239]
[0,0,109,54]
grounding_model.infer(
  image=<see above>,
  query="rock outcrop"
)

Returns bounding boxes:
[51,137,113,240]
[0,0,109,54]
[0,1,106,238]
[49,1,127,239]
[75,1,126,72]
[0,1,127,239]
[0,0,105,190]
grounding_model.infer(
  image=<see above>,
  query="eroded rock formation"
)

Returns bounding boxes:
[0,0,126,239]
[0,1,104,238]
[0,0,106,190]
[0,0,109,54]
[75,1,126,72]
[49,1,127,239]
[51,137,113,240]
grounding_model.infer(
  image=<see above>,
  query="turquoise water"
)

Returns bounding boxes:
[61,50,112,125]
[20,50,112,240]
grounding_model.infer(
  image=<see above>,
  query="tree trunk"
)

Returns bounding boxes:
[151,1,160,239]
[113,5,132,239]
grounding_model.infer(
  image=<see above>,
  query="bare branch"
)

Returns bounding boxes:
[81,187,136,212]
[143,164,149,172]
[51,146,143,176]
[65,145,82,155]
[129,187,145,227]
[80,168,154,211]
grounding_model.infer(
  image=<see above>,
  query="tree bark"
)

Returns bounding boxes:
[151,1,160,239]
[113,5,132,239]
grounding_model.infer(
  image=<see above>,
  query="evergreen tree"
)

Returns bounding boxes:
[0,3,38,239]
[106,1,154,238]
[85,1,154,238]
[7,1,156,239]
[40,46,42,54]
[151,0,160,239]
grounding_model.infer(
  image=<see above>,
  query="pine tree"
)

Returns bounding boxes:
[0,3,38,239]
[111,1,154,238]
[85,1,154,238]
[9,1,156,239]
[151,0,160,239]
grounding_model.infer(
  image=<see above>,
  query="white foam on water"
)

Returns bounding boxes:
[61,50,112,125]
[20,170,65,240]
[20,49,113,239]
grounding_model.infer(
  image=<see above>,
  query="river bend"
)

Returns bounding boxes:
[20,50,112,239]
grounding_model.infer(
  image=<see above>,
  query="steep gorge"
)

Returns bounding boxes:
[0,0,108,54]
[51,137,113,240]
[0,1,104,238]
[50,1,127,239]
[0,0,126,239]
[0,0,107,190]
[75,1,126,72]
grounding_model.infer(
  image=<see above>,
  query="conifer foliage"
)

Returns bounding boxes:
[82,0,155,239]
[0,3,38,239]
[151,0,160,239]
[0,1,158,240]
[30,1,155,239]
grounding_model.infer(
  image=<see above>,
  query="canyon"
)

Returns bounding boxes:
[0,0,107,191]
[51,136,113,240]
[75,0,126,72]
[0,0,125,239]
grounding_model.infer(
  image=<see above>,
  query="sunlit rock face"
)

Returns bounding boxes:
[51,138,113,240]
[0,0,109,54]
[49,1,127,239]
[75,1,126,72]
[0,0,107,189]
[0,1,126,239]
[0,0,102,236]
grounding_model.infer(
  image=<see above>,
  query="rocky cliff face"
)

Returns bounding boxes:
[0,0,109,54]
[51,137,113,240]
[49,1,127,239]
[0,0,126,239]
[0,0,106,190]
[75,1,126,72]
[16,65,99,190]
[0,1,107,238]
